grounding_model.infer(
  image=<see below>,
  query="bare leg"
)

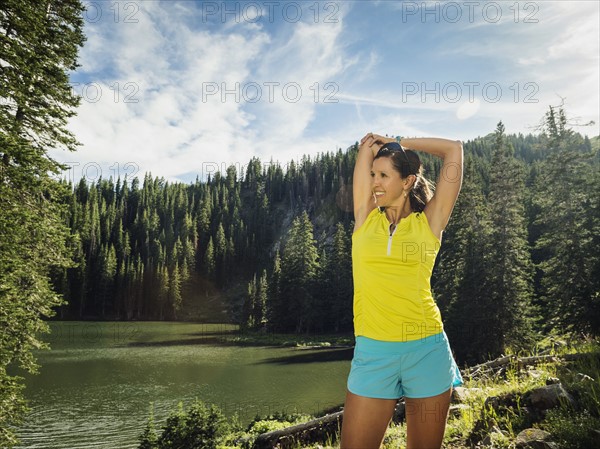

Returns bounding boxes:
[404,388,452,449]
[340,389,398,449]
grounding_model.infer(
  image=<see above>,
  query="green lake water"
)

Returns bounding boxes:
[7,321,353,449]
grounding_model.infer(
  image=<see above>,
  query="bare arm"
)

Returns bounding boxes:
[400,137,464,240]
[352,133,395,233]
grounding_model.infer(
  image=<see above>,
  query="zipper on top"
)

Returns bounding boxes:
[387,222,399,256]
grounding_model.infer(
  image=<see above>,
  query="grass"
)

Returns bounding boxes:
[145,332,600,449]
[447,333,600,449]
[293,332,600,449]
[433,333,600,449]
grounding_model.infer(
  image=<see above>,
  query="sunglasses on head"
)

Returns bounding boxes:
[377,142,409,163]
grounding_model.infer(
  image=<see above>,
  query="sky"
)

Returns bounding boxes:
[53,0,600,185]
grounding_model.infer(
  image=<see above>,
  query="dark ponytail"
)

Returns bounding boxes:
[408,166,435,213]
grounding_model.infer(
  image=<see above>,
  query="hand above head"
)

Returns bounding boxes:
[369,133,396,146]
[359,133,373,148]
[360,133,397,157]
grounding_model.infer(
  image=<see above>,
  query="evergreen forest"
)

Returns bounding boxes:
[1,1,599,446]
[49,111,600,366]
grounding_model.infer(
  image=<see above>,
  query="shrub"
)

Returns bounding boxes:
[541,408,600,449]
[138,399,229,449]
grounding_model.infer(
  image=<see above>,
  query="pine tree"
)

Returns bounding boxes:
[197,196,211,268]
[0,1,85,445]
[318,223,352,333]
[330,223,353,332]
[214,222,227,285]
[256,269,269,330]
[99,243,117,317]
[440,156,495,364]
[533,107,600,334]
[280,211,319,333]
[204,237,215,277]
[243,275,257,330]
[487,122,537,351]
[315,247,331,334]
[266,249,282,332]
[138,402,159,449]
[169,263,182,320]
[158,264,170,320]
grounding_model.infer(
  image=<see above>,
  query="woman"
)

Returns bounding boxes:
[340,133,464,449]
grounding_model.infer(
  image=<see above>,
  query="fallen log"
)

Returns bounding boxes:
[251,402,406,449]
[251,410,342,449]
[464,352,597,380]
[251,351,597,448]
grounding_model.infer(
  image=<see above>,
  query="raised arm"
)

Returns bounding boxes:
[352,133,394,233]
[400,137,463,241]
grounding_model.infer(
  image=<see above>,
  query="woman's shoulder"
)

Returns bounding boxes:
[363,206,383,225]
[414,209,441,244]
[353,206,381,235]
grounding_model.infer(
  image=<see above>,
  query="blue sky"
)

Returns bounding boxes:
[54,0,600,184]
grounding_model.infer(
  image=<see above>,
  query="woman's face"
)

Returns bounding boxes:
[371,157,405,207]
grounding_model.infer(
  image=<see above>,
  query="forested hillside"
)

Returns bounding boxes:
[51,107,599,365]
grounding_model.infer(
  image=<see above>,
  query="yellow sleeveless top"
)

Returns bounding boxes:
[352,207,443,342]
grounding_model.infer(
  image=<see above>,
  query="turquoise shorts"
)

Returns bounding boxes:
[347,330,464,399]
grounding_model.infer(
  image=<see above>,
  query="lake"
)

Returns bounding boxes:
[7,321,353,449]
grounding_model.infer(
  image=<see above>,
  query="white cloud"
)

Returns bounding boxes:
[52,0,599,186]
[53,1,355,184]
[456,99,481,120]
[429,1,599,137]
[56,4,270,182]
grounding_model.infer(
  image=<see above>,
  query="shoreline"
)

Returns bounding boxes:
[217,329,356,348]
